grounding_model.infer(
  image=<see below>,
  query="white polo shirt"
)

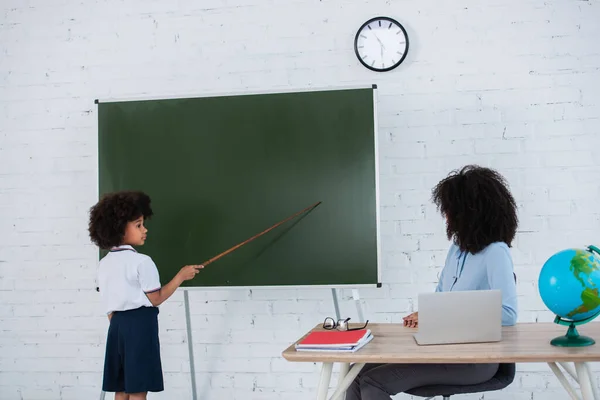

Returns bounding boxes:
[97,245,162,315]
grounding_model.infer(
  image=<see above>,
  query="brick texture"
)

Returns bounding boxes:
[1,0,599,398]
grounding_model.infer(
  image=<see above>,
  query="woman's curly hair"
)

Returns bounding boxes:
[88,191,153,249]
[431,165,518,254]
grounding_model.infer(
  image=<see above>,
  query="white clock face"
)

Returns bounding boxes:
[354,17,409,72]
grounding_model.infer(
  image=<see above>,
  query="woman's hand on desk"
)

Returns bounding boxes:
[403,312,418,328]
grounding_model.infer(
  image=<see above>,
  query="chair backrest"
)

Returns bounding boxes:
[405,363,516,398]
[496,363,517,385]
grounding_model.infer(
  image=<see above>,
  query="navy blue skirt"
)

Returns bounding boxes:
[102,306,164,393]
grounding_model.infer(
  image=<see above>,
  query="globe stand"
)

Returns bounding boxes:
[551,316,596,347]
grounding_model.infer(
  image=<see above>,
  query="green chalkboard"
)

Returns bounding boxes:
[97,87,380,288]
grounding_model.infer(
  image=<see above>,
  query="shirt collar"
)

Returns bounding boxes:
[453,244,470,260]
[110,244,137,253]
[452,243,462,259]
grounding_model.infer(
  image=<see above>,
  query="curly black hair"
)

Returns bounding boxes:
[88,191,153,249]
[431,165,518,254]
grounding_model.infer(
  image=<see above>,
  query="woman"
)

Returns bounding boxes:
[346,165,519,400]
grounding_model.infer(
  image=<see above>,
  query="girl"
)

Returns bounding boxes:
[89,191,203,400]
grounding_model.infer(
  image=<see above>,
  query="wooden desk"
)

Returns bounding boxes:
[282,323,600,400]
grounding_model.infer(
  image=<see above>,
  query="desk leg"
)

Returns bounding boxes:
[329,363,366,400]
[317,363,333,400]
[548,362,580,400]
[334,363,350,399]
[575,362,595,400]
[559,362,580,383]
[584,363,599,400]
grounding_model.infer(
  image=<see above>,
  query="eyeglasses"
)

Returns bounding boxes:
[323,317,369,331]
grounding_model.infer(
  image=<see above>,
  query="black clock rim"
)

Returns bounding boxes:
[354,16,410,72]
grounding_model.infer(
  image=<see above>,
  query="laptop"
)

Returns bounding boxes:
[413,289,502,345]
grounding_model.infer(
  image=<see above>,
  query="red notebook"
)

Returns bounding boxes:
[297,329,370,347]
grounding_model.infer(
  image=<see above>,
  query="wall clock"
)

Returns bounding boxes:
[354,16,409,72]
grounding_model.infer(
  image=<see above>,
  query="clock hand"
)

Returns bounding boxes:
[373,33,385,49]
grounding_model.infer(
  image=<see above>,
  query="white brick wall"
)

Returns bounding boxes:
[1,0,600,399]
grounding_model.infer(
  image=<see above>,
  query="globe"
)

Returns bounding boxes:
[538,245,600,347]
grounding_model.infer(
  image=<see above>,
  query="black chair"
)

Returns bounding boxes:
[405,363,516,400]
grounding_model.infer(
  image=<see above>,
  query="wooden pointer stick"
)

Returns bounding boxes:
[200,201,322,267]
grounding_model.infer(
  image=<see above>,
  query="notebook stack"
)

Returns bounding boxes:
[295,329,373,352]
